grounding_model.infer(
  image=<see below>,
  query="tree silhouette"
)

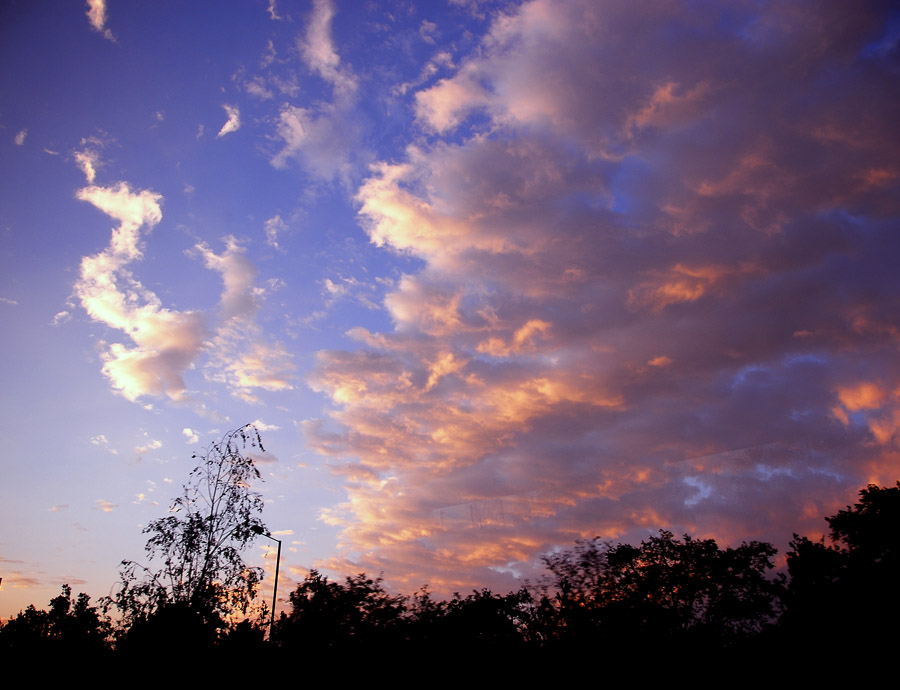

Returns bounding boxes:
[542,530,781,651]
[274,570,406,653]
[783,481,900,655]
[0,584,109,655]
[107,424,268,646]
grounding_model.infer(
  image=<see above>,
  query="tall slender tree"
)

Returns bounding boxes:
[108,425,268,636]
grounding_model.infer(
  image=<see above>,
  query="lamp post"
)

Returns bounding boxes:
[253,526,282,640]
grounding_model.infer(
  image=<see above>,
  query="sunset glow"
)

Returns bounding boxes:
[1,0,899,618]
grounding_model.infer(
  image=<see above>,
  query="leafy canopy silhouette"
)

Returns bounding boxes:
[107,424,269,632]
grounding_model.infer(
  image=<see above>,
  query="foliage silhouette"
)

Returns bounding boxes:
[106,424,268,643]
[0,584,109,654]
[274,569,406,654]
[8,477,898,661]
[784,481,900,654]
[542,530,782,651]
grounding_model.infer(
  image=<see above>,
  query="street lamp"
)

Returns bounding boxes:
[252,526,281,640]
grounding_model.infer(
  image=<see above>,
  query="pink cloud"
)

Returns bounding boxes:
[308,0,900,594]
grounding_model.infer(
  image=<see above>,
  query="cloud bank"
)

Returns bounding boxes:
[308,0,900,592]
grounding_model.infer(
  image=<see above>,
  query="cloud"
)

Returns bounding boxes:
[0,297,18,306]
[217,104,241,137]
[267,0,282,21]
[250,419,280,431]
[270,100,364,182]
[85,0,115,41]
[90,434,118,454]
[133,480,160,506]
[50,310,70,325]
[14,129,26,146]
[419,20,438,45]
[134,439,162,461]
[308,0,900,594]
[182,427,199,444]
[271,0,364,180]
[75,150,100,183]
[264,214,287,250]
[193,237,296,402]
[242,75,274,100]
[95,499,117,512]
[0,570,42,589]
[393,51,455,97]
[75,181,207,401]
[85,0,106,30]
[299,0,357,99]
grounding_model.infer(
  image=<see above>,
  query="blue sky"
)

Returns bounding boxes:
[2,0,899,619]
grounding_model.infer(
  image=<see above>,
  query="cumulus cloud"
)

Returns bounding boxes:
[71,138,290,405]
[50,310,70,325]
[134,439,162,461]
[14,129,26,145]
[217,104,241,138]
[250,419,280,431]
[95,499,117,512]
[308,0,900,594]
[75,181,207,401]
[182,427,199,444]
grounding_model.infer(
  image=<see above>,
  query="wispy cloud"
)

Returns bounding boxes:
[299,0,357,99]
[193,237,296,402]
[217,104,241,138]
[271,0,365,181]
[50,310,70,325]
[264,214,287,250]
[74,145,101,183]
[90,434,118,455]
[14,129,27,146]
[85,0,115,42]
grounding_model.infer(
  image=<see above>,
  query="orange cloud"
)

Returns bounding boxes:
[305,0,900,596]
[838,382,886,411]
[628,263,739,312]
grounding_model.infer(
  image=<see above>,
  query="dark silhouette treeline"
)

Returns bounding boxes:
[3,481,899,666]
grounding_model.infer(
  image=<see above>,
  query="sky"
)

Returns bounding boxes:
[2,0,899,619]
